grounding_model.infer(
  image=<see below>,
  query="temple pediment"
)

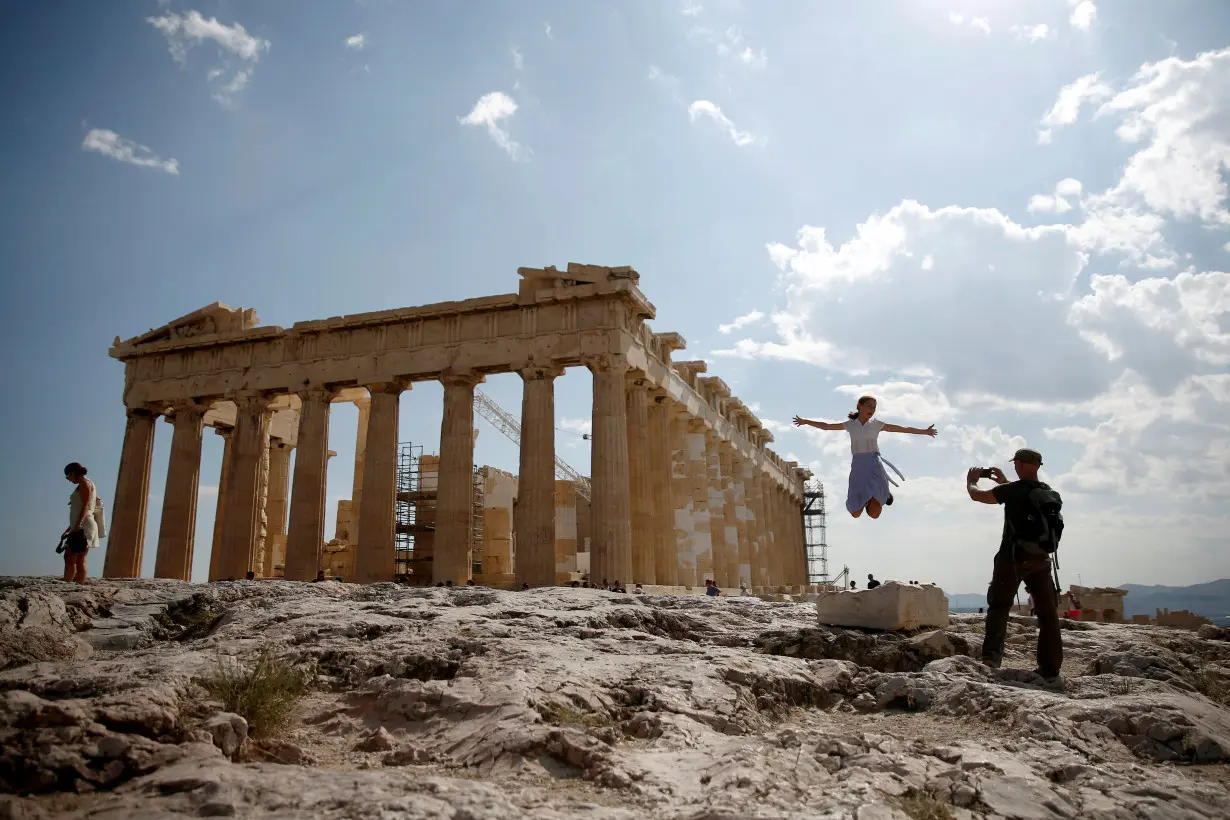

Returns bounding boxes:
[112,303,259,350]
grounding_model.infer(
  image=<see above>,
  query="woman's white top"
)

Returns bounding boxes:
[844,418,886,455]
[68,479,100,549]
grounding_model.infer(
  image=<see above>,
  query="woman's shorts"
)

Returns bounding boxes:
[65,530,89,554]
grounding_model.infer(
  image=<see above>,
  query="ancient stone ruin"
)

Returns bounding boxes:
[102,264,811,591]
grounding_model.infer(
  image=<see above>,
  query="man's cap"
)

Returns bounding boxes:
[1009,448,1042,465]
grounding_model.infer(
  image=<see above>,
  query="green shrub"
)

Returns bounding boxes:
[199,644,314,737]
[896,793,955,820]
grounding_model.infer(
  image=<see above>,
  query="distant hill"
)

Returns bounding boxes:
[943,580,1230,623]
[1117,579,1230,622]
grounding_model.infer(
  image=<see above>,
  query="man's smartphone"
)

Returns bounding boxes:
[979,468,995,479]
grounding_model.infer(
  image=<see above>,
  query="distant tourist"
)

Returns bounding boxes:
[793,396,938,519]
[445,580,454,587]
[705,579,720,597]
[245,571,255,581]
[467,579,476,587]
[739,584,749,596]
[633,583,643,594]
[966,449,1065,683]
[850,581,857,590]
[60,462,99,584]
[866,574,881,589]
[520,582,530,590]
[312,570,327,583]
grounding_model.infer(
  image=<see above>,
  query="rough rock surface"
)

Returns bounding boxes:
[3,577,1230,818]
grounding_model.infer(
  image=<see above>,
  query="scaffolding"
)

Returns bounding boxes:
[471,467,485,576]
[394,442,435,579]
[802,476,830,585]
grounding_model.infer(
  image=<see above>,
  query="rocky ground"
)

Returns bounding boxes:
[2,578,1230,819]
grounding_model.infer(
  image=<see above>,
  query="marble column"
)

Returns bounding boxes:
[731,452,752,587]
[516,365,562,587]
[626,373,655,585]
[153,403,205,581]
[744,463,767,590]
[769,484,787,590]
[704,430,731,589]
[667,409,692,587]
[587,354,632,587]
[208,427,233,582]
[264,438,293,576]
[435,372,481,584]
[686,418,712,587]
[717,442,740,589]
[218,394,272,581]
[251,435,272,577]
[647,393,674,587]
[285,388,332,581]
[103,408,157,579]
[354,382,405,584]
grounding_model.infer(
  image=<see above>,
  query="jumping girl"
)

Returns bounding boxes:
[792,396,938,519]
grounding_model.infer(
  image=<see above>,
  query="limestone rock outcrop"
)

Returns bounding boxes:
[2,577,1229,818]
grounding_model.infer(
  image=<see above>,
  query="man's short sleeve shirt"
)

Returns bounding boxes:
[991,480,1045,556]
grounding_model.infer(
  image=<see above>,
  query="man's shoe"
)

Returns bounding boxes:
[1033,669,1065,689]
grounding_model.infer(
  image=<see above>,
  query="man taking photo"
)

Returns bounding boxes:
[965,448,1064,685]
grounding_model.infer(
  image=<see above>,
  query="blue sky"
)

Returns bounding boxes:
[1,0,1228,594]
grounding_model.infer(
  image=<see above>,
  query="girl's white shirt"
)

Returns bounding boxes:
[844,417,886,455]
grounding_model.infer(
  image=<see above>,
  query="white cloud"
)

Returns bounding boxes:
[948,12,991,35]
[544,22,553,39]
[1038,72,1114,133]
[146,10,270,104]
[511,47,523,70]
[738,47,768,70]
[81,129,179,175]
[1010,24,1054,43]
[1069,0,1097,31]
[681,0,703,16]
[558,417,591,435]
[690,24,767,70]
[717,310,765,334]
[345,33,367,51]
[687,100,764,147]
[459,91,531,160]
[832,379,960,424]
[1027,178,1083,214]
[1093,47,1230,225]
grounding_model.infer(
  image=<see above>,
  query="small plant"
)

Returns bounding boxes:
[896,792,955,820]
[539,701,615,729]
[1110,676,1138,696]
[199,644,314,738]
[1189,653,1230,707]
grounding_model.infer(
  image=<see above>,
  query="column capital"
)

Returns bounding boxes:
[583,353,628,374]
[624,368,650,390]
[518,364,565,381]
[212,424,234,440]
[364,380,411,395]
[440,371,484,389]
[124,406,159,420]
[226,391,275,413]
[297,386,337,403]
[162,400,208,421]
[687,417,709,432]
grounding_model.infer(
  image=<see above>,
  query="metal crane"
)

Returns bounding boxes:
[472,389,592,501]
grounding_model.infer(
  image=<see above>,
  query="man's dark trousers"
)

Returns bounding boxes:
[981,550,1063,678]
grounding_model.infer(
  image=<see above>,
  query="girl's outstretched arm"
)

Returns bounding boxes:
[793,415,845,431]
[882,423,938,437]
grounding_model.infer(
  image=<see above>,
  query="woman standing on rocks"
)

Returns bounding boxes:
[793,396,937,519]
[61,462,98,583]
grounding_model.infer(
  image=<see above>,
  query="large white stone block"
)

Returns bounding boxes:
[815,582,949,631]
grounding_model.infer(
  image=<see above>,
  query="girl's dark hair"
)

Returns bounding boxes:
[63,462,87,477]
[846,395,876,420]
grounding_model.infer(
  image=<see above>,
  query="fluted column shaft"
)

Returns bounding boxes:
[704,431,731,589]
[647,394,674,586]
[626,375,654,585]
[154,405,205,581]
[355,382,405,583]
[686,419,711,587]
[746,467,768,590]
[436,373,481,584]
[717,442,740,589]
[769,485,787,589]
[104,409,158,578]
[588,355,632,586]
[516,365,561,587]
[731,453,752,587]
[263,440,292,576]
[208,428,234,581]
[666,411,690,587]
[219,395,272,580]
[286,388,332,581]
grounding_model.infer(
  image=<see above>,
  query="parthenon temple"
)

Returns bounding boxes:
[102,264,812,592]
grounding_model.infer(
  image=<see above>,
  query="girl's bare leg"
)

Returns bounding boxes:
[62,552,73,582]
[72,554,88,583]
[866,499,883,519]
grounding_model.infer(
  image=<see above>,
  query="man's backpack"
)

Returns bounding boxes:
[1008,483,1064,556]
